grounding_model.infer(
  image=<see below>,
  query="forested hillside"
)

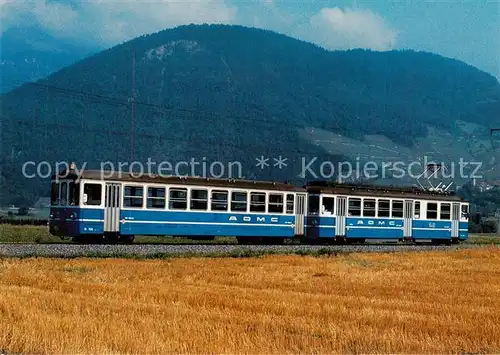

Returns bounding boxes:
[1,24,499,205]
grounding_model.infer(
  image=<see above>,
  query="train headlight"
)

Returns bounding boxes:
[70,213,77,220]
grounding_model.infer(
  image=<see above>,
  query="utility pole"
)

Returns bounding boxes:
[491,128,500,150]
[130,48,136,164]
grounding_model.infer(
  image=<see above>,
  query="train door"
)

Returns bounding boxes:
[451,202,460,239]
[403,200,413,239]
[104,183,121,234]
[320,195,336,237]
[294,193,307,236]
[336,196,347,237]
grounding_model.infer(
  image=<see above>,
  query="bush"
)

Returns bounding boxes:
[0,218,48,226]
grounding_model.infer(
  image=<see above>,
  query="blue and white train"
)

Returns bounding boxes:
[48,167,469,244]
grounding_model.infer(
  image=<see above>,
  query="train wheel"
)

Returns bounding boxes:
[346,238,365,244]
[103,233,120,244]
[431,239,451,245]
[236,236,253,245]
[72,235,85,244]
[299,237,317,245]
[334,236,346,245]
[121,235,135,244]
[73,235,103,244]
[260,237,284,245]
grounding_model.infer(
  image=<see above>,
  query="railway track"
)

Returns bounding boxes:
[0,242,484,258]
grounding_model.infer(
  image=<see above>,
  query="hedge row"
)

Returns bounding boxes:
[0,218,48,226]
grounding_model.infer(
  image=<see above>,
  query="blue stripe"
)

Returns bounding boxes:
[413,229,451,239]
[413,220,452,228]
[119,210,295,237]
[120,210,294,223]
[346,227,403,238]
[52,207,470,240]
[347,217,404,228]
[119,223,294,237]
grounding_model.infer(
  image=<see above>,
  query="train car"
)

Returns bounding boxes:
[304,181,469,244]
[48,166,470,245]
[48,168,308,244]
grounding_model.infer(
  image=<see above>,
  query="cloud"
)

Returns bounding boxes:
[1,1,396,52]
[248,3,296,34]
[33,1,79,34]
[245,5,397,52]
[297,7,397,51]
[1,0,237,45]
[259,0,274,8]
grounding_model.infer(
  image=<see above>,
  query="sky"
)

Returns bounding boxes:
[0,0,499,80]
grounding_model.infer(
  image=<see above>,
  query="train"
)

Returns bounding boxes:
[48,167,470,244]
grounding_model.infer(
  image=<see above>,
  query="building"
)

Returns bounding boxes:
[32,197,50,209]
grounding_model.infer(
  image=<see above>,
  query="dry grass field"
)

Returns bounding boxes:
[1,247,500,354]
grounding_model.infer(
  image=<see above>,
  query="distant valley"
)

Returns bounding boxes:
[0,26,100,93]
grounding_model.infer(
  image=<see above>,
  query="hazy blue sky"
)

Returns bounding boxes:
[1,0,498,79]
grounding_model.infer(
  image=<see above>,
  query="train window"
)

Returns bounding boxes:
[414,201,421,219]
[124,186,144,208]
[147,187,166,209]
[378,199,390,217]
[440,203,451,220]
[286,194,294,214]
[250,192,266,212]
[308,195,319,214]
[461,204,469,219]
[51,182,59,205]
[231,191,247,212]
[83,183,102,206]
[322,197,335,215]
[363,199,376,217]
[169,188,187,210]
[191,189,208,210]
[427,202,438,219]
[391,200,404,218]
[348,198,361,216]
[268,194,284,213]
[69,182,80,205]
[211,190,228,211]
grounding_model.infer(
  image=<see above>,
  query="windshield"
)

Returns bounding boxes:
[50,181,80,206]
[51,182,59,205]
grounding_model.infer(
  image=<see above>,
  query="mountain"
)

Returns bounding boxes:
[1,24,499,206]
[0,26,100,93]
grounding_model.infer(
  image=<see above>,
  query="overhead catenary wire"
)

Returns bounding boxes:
[0,112,358,168]
[2,74,489,179]
[0,76,376,160]
[0,76,393,136]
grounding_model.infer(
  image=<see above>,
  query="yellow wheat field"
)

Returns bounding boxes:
[1,247,500,354]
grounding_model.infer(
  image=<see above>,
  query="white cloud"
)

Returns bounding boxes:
[91,0,238,44]
[299,7,397,51]
[244,5,397,52]
[1,0,237,45]
[33,1,79,34]
[1,1,33,32]
[259,0,274,8]
[1,2,396,52]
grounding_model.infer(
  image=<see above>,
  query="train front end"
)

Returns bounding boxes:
[48,171,82,239]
